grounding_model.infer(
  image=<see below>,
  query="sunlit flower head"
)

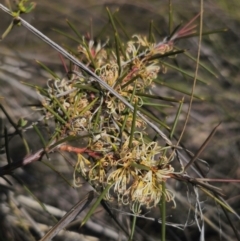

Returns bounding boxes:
[78,38,108,67]
[96,63,119,86]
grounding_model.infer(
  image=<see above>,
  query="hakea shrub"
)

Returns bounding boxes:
[37,32,188,213]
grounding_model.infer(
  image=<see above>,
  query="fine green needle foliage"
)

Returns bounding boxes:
[0,2,239,241]
[1,0,35,40]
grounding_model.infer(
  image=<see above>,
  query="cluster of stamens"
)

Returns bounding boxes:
[38,34,179,212]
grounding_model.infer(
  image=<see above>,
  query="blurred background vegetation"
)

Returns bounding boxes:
[0,0,240,240]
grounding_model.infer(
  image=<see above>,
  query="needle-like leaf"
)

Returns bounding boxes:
[40,191,94,241]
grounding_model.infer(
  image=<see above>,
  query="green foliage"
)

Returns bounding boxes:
[0,2,239,241]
